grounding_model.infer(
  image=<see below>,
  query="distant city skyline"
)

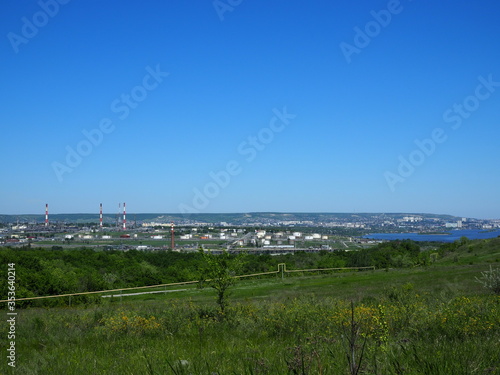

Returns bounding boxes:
[1,1,499,219]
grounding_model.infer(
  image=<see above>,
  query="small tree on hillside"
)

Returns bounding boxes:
[198,248,245,315]
[476,266,500,295]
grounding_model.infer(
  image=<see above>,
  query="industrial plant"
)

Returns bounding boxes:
[1,204,499,254]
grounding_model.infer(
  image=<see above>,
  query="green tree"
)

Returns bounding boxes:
[199,248,245,315]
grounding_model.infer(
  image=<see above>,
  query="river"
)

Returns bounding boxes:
[363,229,500,242]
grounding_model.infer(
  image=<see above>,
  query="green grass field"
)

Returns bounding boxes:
[2,239,500,374]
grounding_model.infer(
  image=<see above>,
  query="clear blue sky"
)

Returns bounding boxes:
[1,0,499,219]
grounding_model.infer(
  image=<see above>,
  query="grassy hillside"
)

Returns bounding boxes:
[1,237,499,374]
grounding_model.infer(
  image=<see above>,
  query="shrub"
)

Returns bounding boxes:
[475,266,500,294]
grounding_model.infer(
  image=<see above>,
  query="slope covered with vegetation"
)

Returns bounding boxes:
[1,237,499,374]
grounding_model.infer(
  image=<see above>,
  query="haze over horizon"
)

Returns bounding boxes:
[1,1,499,219]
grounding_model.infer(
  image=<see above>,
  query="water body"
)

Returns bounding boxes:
[363,229,500,243]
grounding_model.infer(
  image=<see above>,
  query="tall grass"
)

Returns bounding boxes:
[2,278,499,374]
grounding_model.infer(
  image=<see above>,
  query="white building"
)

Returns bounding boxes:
[256,230,266,238]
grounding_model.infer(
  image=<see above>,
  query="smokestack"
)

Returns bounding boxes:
[123,202,126,230]
[100,203,103,228]
[171,222,175,249]
[117,203,120,228]
[45,203,49,227]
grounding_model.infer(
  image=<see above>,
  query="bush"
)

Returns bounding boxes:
[476,266,500,294]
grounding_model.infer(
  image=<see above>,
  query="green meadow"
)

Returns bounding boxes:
[1,238,500,374]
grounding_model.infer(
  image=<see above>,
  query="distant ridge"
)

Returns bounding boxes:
[0,212,464,224]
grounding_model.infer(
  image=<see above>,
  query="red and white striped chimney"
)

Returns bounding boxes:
[123,202,126,230]
[100,203,103,228]
[171,222,175,249]
[45,203,49,227]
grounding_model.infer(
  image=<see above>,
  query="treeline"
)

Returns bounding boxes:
[0,247,206,304]
[0,240,436,305]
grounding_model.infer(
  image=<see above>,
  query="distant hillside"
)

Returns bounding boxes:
[0,212,463,225]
